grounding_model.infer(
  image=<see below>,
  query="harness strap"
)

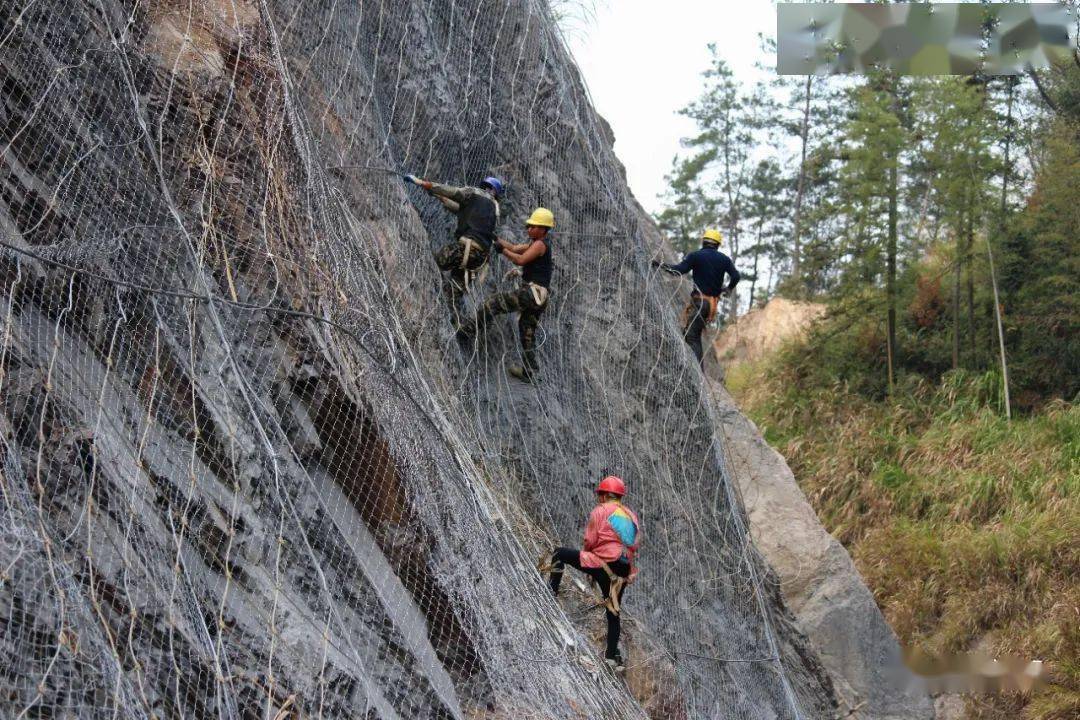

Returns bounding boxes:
[460,236,479,269]
[459,236,486,292]
[527,282,549,307]
[685,292,719,325]
[703,294,720,323]
[597,561,626,615]
[540,553,628,616]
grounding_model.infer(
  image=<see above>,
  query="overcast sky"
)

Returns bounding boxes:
[565,1,777,214]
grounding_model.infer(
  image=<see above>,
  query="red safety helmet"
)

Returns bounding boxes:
[596,475,626,497]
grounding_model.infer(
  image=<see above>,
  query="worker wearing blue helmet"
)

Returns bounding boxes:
[404,173,505,320]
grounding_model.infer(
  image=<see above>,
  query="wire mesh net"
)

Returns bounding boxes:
[0,1,835,718]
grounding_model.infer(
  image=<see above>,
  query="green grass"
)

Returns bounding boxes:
[732,356,1080,719]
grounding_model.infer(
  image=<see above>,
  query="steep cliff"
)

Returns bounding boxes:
[0,2,836,718]
[709,382,935,720]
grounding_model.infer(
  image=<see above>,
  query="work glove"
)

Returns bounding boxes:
[503,267,522,282]
[403,174,421,186]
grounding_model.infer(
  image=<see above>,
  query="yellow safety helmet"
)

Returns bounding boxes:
[702,228,723,245]
[525,207,556,228]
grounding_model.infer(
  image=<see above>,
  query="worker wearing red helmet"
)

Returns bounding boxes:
[546,475,640,672]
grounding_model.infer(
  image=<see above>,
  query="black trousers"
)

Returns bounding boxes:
[548,547,630,660]
[682,296,713,366]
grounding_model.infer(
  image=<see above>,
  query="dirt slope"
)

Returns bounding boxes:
[713,298,826,367]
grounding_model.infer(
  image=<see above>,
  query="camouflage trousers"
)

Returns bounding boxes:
[435,236,489,319]
[466,284,549,372]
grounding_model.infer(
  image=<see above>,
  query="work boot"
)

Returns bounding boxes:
[605,653,625,674]
[507,365,535,383]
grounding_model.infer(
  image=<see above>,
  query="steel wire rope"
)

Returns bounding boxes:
[315,0,366,144]
[4,201,265,716]
[414,15,656,703]
[643,269,781,647]
[630,243,803,682]
[0,430,148,720]
[454,289,564,536]
[6,272,98,720]
[6,2,583,716]
[104,7,413,712]
[570,240,721,664]
[425,9,591,561]
[2,0,828,715]
[37,265,124,718]
[315,115,635,720]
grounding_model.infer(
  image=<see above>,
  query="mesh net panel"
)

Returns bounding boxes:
[0,1,835,718]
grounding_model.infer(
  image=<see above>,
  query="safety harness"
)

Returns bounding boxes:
[537,555,630,616]
[458,197,499,292]
[459,236,485,291]
[526,282,549,308]
[596,561,627,615]
[683,291,719,326]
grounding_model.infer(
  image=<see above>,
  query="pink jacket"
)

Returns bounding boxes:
[580,501,640,569]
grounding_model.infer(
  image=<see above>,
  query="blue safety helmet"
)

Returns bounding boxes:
[480,176,505,197]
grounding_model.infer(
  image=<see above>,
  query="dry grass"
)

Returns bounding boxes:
[730,358,1080,720]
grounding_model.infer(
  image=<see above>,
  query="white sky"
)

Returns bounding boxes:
[565,1,778,214]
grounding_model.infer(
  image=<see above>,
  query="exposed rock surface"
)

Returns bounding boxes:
[934,693,967,720]
[713,298,827,368]
[709,381,935,720]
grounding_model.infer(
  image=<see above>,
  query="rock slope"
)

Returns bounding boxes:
[710,382,935,719]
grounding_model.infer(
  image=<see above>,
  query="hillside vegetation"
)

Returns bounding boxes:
[730,345,1078,720]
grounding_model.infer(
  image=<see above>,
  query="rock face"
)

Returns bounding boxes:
[709,382,935,720]
[0,1,838,719]
[712,298,827,368]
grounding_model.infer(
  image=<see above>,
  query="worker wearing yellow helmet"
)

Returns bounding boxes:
[701,228,723,245]
[457,208,556,383]
[651,228,741,366]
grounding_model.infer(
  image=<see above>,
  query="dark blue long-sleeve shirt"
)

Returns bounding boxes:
[658,246,740,297]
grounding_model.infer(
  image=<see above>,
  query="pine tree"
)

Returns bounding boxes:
[836,70,907,390]
[674,46,753,318]
[656,153,716,256]
[743,159,787,307]
[913,77,996,371]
